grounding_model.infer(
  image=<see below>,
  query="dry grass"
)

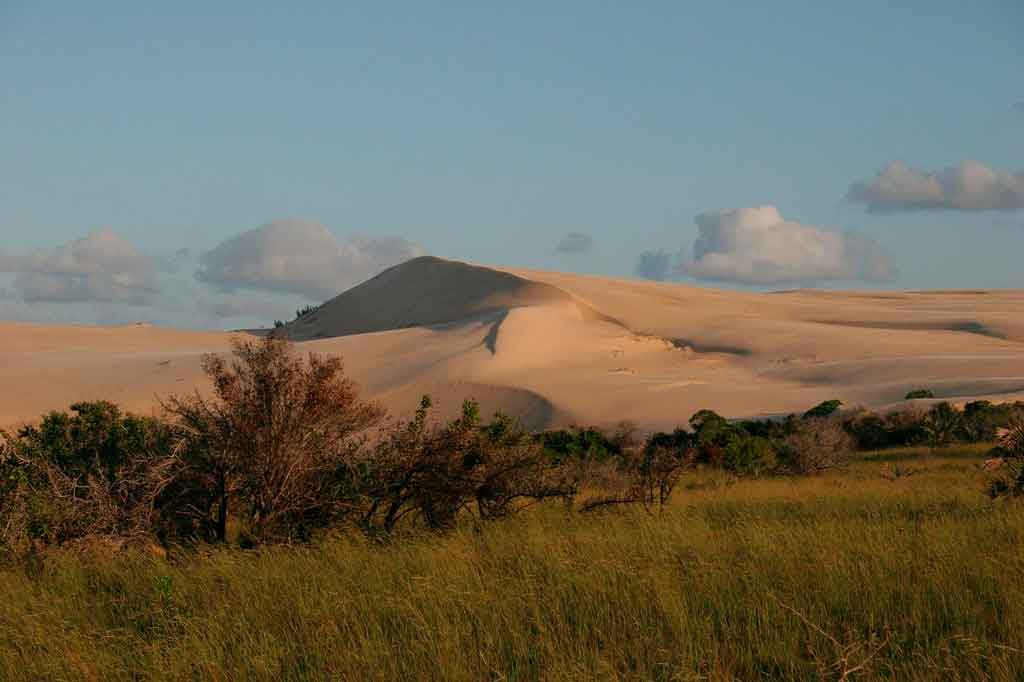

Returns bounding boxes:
[1,445,1022,681]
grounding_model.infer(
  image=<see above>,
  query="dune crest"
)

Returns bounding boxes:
[286,256,612,339]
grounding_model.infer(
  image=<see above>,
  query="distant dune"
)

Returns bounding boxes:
[3,256,1024,431]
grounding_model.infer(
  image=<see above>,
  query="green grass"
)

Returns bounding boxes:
[1,445,1022,681]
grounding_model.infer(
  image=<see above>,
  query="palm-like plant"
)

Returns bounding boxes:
[988,419,1024,499]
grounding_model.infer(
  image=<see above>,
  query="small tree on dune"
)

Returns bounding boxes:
[804,400,843,420]
[905,389,934,400]
[163,335,384,543]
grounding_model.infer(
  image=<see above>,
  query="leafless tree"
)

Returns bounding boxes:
[780,418,854,475]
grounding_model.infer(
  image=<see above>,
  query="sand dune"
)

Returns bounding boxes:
[3,257,1023,432]
[285,256,614,340]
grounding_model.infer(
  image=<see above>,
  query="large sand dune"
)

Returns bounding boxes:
[3,257,1023,431]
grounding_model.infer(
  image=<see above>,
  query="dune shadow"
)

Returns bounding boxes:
[669,338,753,357]
[482,311,508,355]
[810,319,1007,340]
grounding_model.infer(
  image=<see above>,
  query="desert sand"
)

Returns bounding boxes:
[3,256,1023,432]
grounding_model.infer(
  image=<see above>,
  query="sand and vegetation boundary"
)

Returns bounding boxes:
[2,337,1023,680]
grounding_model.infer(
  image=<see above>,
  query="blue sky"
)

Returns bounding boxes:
[1,1,1022,327]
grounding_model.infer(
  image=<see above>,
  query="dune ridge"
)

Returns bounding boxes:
[3,257,1024,432]
[285,256,618,340]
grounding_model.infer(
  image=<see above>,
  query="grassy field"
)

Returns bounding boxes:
[1,444,1022,681]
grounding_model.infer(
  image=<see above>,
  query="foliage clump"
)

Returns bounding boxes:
[803,399,843,419]
[905,388,935,400]
[778,417,853,475]
[162,336,385,543]
[357,398,576,533]
[987,419,1024,499]
[0,402,176,551]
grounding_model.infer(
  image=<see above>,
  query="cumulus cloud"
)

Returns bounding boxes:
[0,230,160,304]
[151,247,192,274]
[676,206,895,285]
[846,160,1024,212]
[634,249,674,281]
[195,220,426,299]
[555,232,595,254]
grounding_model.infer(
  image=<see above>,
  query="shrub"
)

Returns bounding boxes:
[689,409,746,465]
[357,398,576,534]
[536,425,624,464]
[876,409,928,448]
[580,431,694,512]
[987,418,1024,499]
[904,389,934,400]
[162,335,384,544]
[646,427,694,453]
[843,411,891,450]
[722,434,777,476]
[689,409,731,444]
[738,414,797,440]
[294,304,320,320]
[0,402,176,550]
[779,418,853,475]
[962,400,1023,442]
[804,399,843,419]
[922,402,963,447]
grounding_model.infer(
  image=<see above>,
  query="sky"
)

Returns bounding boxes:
[1,0,1022,328]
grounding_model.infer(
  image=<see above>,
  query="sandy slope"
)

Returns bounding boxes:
[3,257,1023,432]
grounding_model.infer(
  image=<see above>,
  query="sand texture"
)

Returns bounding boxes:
[3,256,1023,431]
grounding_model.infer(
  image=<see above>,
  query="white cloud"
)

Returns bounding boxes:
[195,220,426,299]
[555,232,595,254]
[676,206,896,285]
[0,230,160,304]
[846,160,1024,212]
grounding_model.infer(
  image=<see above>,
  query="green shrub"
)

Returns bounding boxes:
[0,402,175,549]
[723,434,777,476]
[804,400,843,419]
[536,426,623,464]
[904,389,934,400]
[294,304,320,320]
[689,409,731,445]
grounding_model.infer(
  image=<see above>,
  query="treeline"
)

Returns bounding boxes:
[535,397,1024,478]
[273,303,321,329]
[2,336,1022,554]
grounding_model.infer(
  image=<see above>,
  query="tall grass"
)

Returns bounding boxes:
[1,446,1022,681]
